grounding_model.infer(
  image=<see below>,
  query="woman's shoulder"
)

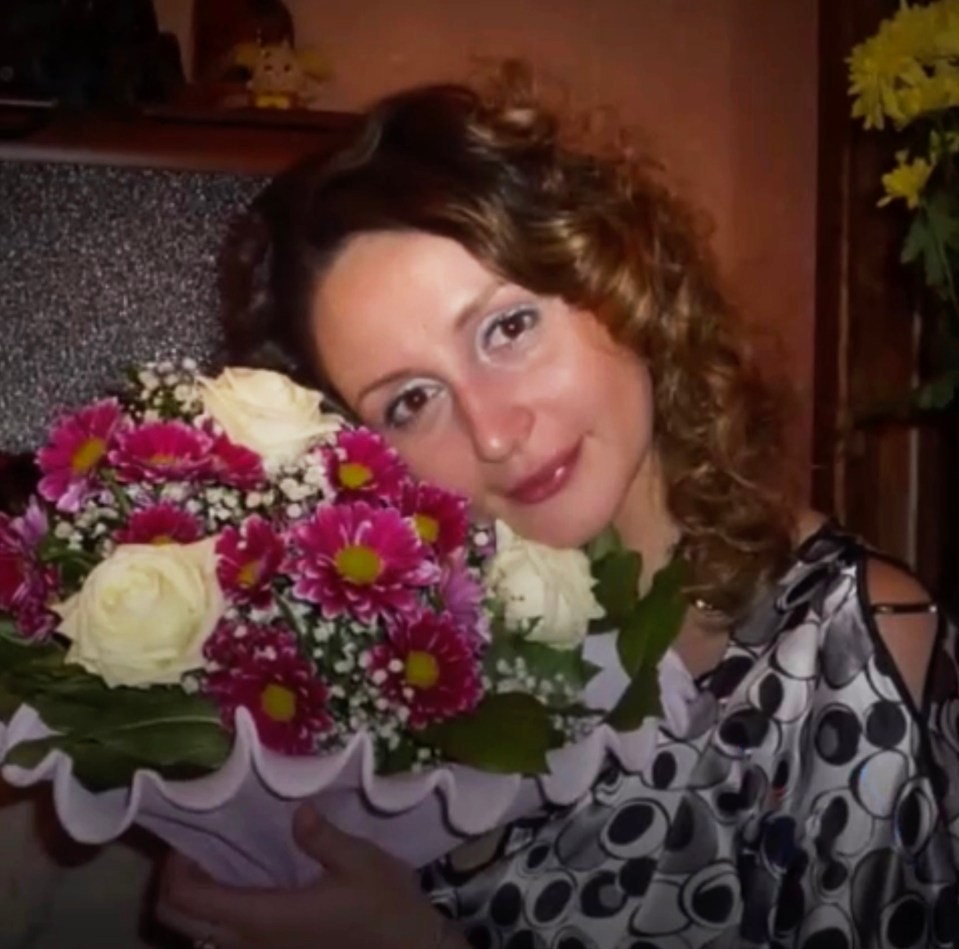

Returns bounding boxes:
[861,555,942,706]
[751,514,953,714]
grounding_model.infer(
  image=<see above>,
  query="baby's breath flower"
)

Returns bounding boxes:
[303,465,325,486]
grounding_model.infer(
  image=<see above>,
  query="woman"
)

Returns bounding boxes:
[159,68,959,948]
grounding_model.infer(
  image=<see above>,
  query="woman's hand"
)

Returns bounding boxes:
[156,804,463,949]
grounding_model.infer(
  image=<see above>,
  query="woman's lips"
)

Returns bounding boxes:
[506,442,582,505]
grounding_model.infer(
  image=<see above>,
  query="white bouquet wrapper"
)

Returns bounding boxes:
[0,637,695,888]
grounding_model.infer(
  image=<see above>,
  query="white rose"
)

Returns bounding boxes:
[199,367,342,466]
[54,539,224,688]
[486,522,604,650]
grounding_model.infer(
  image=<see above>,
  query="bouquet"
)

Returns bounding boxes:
[0,361,694,886]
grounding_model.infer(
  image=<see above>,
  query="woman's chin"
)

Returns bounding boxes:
[501,505,614,551]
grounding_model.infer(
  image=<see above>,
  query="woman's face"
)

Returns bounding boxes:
[311,231,654,548]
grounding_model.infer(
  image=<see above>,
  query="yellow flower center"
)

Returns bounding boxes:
[151,534,173,545]
[71,437,106,474]
[339,462,373,490]
[148,453,178,468]
[237,559,262,588]
[334,544,382,585]
[404,650,439,690]
[413,514,440,545]
[261,683,297,722]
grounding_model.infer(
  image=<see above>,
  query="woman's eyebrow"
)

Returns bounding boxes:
[355,278,506,405]
[452,278,506,334]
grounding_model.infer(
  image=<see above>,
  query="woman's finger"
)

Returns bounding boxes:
[154,892,249,949]
[162,851,317,933]
[292,804,389,875]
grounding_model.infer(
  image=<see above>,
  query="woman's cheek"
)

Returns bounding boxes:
[392,434,482,501]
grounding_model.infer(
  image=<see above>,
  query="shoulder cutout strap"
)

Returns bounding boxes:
[871,601,939,616]
[863,557,941,707]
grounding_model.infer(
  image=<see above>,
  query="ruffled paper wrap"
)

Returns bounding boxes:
[0,634,695,888]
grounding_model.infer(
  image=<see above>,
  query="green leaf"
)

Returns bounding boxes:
[376,741,421,776]
[483,636,600,692]
[916,192,959,292]
[4,717,231,792]
[419,692,556,774]
[66,744,152,791]
[0,648,229,790]
[0,613,17,641]
[605,660,662,731]
[0,628,68,677]
[0,680,24,722]
[28,683,220,736]
[915,371,959,410]
[901,213,929,266]
[926,191,959,250]
[591,548,643,627]
[36,536,98,590]
[585,526,623,563]
[4,734,218,792]
[4,736,66,770]
[617,559,688,675]
[96,719,231,770]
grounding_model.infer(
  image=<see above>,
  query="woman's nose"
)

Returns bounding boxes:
[459,390,533,464]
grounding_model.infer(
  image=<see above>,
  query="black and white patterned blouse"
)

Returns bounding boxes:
[422,521,959,948]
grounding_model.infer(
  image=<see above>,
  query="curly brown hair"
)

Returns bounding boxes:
[220,64,798,616]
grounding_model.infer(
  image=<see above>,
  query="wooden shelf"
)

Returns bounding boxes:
[0,105,361,176]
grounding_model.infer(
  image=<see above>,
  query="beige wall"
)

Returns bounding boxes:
[159,0,819,481]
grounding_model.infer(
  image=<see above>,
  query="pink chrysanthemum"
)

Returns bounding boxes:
[203,617,262,667]
[287,501,438,623]
[0,503,57,640]
[14,598,58,640]
[0,515,28,612]
[401,482,469,557]
[205,433,266,490]
[37,399,123,512]
[367,611,483,729]
[216,516,283,607]
[203,622,331,755]
[110,421,211,483]
[324,430,407,502]
[438,550,489,640]
[115,503,202,546]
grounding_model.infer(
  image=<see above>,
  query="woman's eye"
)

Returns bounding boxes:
[482,306,539,351]
[384,385,433,429]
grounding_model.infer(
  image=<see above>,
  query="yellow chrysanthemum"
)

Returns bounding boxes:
[849,0,959,128]
[879,152,934,209]
[848,34,922,129]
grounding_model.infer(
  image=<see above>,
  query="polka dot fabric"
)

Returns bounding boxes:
[422,523,959,947]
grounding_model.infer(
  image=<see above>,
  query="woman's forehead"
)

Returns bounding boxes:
[310,232,502,395]
[317,231,494,312]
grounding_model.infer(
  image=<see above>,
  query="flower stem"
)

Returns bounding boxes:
[928,119,959,334]
[99,469,132,518]
[928,211,959,335]
[275,593,308,645]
